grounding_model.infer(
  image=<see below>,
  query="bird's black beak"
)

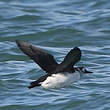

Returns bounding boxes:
[85,69,93,74]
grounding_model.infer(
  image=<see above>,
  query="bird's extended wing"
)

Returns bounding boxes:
[16,40,58,73]
[54,47,81,73]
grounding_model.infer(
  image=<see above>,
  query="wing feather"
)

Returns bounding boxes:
[16,40,58,73]
[54,47,81,73]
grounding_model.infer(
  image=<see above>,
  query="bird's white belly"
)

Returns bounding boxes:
[41,72,80,89]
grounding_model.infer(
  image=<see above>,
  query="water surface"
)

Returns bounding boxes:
[0,0,110,110]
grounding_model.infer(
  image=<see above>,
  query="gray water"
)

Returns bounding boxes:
[0,0,110,110]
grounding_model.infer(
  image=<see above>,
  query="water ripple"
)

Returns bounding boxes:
[0,0,110,110]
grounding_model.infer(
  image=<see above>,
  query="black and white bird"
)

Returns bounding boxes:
[16,40,92,89]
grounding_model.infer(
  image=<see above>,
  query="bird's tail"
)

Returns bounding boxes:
[28,81,41,89]
[28,74,48,89]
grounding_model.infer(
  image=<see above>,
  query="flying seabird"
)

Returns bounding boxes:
[16,40,92,89]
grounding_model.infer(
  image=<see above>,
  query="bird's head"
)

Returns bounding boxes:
[75,67,93,74]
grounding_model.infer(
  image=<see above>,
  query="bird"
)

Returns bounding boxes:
[16,40,92,89]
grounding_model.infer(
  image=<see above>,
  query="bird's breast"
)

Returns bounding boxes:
[41,72,80,89]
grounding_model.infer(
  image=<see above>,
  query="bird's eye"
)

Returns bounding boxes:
[82,68,86,72]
